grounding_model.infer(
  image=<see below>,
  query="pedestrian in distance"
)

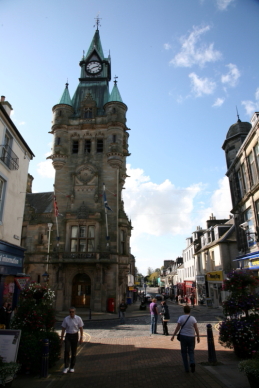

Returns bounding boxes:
[61,307,84,374]
[175,295,178,304]
[119,299,127,324]
[190,294,195,308]
[150,298,158,334]
[171,305,200,373]
[0,301,7,329]
[160,301,170,335]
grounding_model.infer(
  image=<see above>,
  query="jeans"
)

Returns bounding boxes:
[119,311,125,323]
[180,334,195,372]
[64,333,78,369]
[150,314,158,334]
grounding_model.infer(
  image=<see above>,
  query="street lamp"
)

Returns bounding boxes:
[46,223,53,273]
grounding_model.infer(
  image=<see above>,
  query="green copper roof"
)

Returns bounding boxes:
[109,83,123,103]
[86,29,104,60]
[59,83,72,106]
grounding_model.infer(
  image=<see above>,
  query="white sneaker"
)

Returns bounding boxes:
[63,368,69,374]
[69,368,75,373]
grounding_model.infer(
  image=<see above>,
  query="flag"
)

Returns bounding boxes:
[54,195,59,217]
[103,184,112,211]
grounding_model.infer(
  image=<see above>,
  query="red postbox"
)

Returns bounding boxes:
[107,298,115,313]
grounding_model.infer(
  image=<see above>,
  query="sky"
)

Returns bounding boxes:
[1,0,259,276]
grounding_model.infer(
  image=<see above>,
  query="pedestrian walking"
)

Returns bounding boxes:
[61,307,84,374]
[0,302,7,329]
[119,299,127,324]
[150,298,158,334]
[170,305,200,373]
[160,301,170,335]
[190,294,195,308]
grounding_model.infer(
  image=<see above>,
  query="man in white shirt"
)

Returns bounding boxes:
[61,307,84,374]
[171,305,200,373]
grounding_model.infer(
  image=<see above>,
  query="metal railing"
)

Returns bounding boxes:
[0,145,19,170]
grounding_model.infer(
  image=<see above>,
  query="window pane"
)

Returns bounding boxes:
[71,226,78,238]
[241,164,247,192]
[96,139,103,153]
[80,226,86,238]
[249,152,257,185]
[87,239,95,252]
[88,226,95,238]
[84,140,91,153]
[79,241,86,252]
[72,140,79,154]
[71,240,77,252]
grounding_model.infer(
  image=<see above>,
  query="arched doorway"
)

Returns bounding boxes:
[71,273,91,307]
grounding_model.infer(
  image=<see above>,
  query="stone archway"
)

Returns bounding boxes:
[71,273,91,307]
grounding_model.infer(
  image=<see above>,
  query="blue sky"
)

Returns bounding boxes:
[1,0,259,275]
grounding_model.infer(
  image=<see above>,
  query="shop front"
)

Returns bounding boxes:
[184,280,196,304]
[0,241,26,307]
[196,275,206,304]
[206,271,223,307]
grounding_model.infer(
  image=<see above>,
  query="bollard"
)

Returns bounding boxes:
[206,324,217,364]
[41,339,49,378]
[89,308,92,320]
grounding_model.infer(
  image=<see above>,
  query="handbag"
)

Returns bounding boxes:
[177,315,191,341]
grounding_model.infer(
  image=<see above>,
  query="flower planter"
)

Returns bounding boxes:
[247,373,259,388]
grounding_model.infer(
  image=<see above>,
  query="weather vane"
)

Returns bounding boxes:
[236,106,241,122]
[114,75,118,85]
[94,14,102,30]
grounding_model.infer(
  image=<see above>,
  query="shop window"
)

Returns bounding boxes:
[72,140,79,154]
[244,207,256,248]
[96,139,103,153]
[70,225,95,252]
[84,140,91,153]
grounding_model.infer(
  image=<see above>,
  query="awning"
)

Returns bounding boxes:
[233,250,259,261]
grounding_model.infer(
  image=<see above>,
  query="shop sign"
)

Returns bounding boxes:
[207,271,223,282]
[185,281,193,287]
[128,286,134,291]
[0,254,22,267]
[0,330,21,362]
[196,275,205,284]
[14,277,30,290]
[250,259,259,268]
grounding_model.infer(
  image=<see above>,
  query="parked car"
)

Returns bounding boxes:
[155,294,163,301]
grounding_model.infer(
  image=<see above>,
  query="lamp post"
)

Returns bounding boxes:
[42,223,53,284]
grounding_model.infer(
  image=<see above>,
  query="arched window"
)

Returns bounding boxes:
[84,108,92,119]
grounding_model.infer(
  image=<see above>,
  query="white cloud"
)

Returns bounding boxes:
[212,97,225,107]
[241,87,259,117]
[216,0,235,11]
[18,121,26,125]
[221,63,240,87]
[123,165,203,241]
[189,72,216,97]
[170,25,222,68]
[164,43,171,50]
[198,176,232,227]
[37,159,55,178]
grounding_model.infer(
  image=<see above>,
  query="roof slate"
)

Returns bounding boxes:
[26,192,54,214]
[86,29,104,60]
[59,84,72,106]
[109,84,123,103]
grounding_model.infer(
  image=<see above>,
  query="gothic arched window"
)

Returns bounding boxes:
[84,108,93,119]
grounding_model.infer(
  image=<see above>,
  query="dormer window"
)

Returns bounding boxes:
[84,108,93,119]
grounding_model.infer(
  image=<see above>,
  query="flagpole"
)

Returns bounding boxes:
[103,183,110,248]
[53,184,60,248]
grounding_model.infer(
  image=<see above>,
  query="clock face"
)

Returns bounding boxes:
[86,61,102,74]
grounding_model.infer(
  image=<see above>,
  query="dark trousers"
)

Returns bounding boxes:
[64,333,78,368]
[180,335,195,372]
[162,320,168,335]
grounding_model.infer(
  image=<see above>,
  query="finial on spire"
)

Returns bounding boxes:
[236,106,241,122]
[114,75,118,85]
[65,80,69,88]
[94,14,102,30]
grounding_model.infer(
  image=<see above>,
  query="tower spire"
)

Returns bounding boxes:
[236,106,241,122]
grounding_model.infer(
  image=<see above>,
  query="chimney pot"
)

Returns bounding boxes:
[1,96,5,102]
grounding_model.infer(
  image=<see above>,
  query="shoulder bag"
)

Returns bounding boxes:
[177,315,191,341]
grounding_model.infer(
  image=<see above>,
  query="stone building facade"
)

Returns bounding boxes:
[222,112,259,271]
[22,27,134,312]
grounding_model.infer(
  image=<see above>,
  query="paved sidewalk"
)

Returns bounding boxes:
[12,331,249,388]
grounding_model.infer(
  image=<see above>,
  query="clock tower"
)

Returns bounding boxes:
[23,24,134,313]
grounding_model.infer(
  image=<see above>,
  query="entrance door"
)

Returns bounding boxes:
[71,274,91,307]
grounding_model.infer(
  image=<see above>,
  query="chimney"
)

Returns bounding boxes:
[0,96,13,116]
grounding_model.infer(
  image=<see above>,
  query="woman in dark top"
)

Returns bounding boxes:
[160,301,170,335]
